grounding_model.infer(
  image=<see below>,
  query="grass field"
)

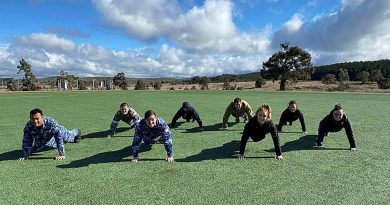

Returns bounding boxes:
[0,90,389,204]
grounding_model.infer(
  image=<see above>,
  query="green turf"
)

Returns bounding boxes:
[0,90,389,204]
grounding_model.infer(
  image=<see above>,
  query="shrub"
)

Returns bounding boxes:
[377,78,390,89]
[255,78,266,88]
[134,80,146,90]
[321,74,337,85]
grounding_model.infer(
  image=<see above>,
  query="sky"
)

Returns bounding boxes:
[0,0,389,78]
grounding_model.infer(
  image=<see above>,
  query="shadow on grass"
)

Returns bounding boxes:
[0,149,61,161]
[82,127,132,139]
[176,140,241,162]
[181,122,240,133]
[265,134,350,153]
[279,131,304,134]
[0,150,21,161]
[57,144,152,168]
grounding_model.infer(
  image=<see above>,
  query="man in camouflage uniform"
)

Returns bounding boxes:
[107,102,140,138]
[18,108,81,161]
[222,98,253,129]
[131,110,173,163]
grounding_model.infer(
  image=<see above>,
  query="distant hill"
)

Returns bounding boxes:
[36,59,390,84]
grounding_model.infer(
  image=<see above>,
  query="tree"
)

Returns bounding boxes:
[198,76,210,90]
[7,79,18,91]
[17,58,38,91]
[78,79,88,90]
[191,76,201,84]
[338,69,350,90]
[262,42,313,91]
[377,78,390,89]
[369,70,383,83]
[153,81,162,90]
[134,80,146,90]
[255,76,266,88]
[113,72,128,90]
[359,71,369,84]
[57,70,78,90]
[321,74,337,85]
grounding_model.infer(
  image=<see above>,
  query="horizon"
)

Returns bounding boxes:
[1,0,390,78]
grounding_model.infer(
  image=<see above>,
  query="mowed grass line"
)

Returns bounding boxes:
[0,90,389,204]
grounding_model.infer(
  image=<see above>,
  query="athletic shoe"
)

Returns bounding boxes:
[313,143,324,149]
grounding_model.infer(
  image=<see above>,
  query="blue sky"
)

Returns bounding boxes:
[0,0,389,78]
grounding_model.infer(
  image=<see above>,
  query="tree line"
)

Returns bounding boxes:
[3,44,390,91]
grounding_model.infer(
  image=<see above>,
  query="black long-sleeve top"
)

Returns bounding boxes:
[278,108,306,132]
[239,117,282,156]
[171,102,202,128]
[318,113,356,148]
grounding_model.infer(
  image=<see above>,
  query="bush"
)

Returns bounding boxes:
[255,78,266,88]
[169,87,175,90]
[191,85,197,90]
[134,80,146,90]
[377,78,390,89]
[222,82,230,90]
[153,82,162,90]
[321,74,337,85]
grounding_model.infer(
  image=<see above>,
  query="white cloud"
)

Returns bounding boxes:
[93,0,239,51]
[272,0,390,65]
[18,33,76,53]
[282,14,304,33]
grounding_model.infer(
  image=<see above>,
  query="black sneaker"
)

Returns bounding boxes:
[74,129,81,143]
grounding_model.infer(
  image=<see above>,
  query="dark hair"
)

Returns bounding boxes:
[333,104,343,110]
[289,100,297,105]
[120,102,129,107]
[234,98,242,103]
[144,110,156,119]
[30,108,43,116]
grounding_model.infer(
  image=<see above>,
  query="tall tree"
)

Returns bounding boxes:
[113,72,128,90]
[262,42,313,91]
[359,71,369,84]
[338,68,350,90]
[198,76,210,90]
[369,69,383,83]
[17,58,37,91]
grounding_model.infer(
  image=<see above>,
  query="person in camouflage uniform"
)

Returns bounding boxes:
[107,102,140,138]
[222,98,254,129]
[131,110,173,163]
[18,108,81,161]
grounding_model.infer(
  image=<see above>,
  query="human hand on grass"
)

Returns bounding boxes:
[55,156,65,161]
[131,157,139,163]
[165,156,174,162]
[275,155,283,160]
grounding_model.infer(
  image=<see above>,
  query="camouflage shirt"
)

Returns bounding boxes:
[132,118,173,158]
[109,108,140,136]
[22,117,67,158]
